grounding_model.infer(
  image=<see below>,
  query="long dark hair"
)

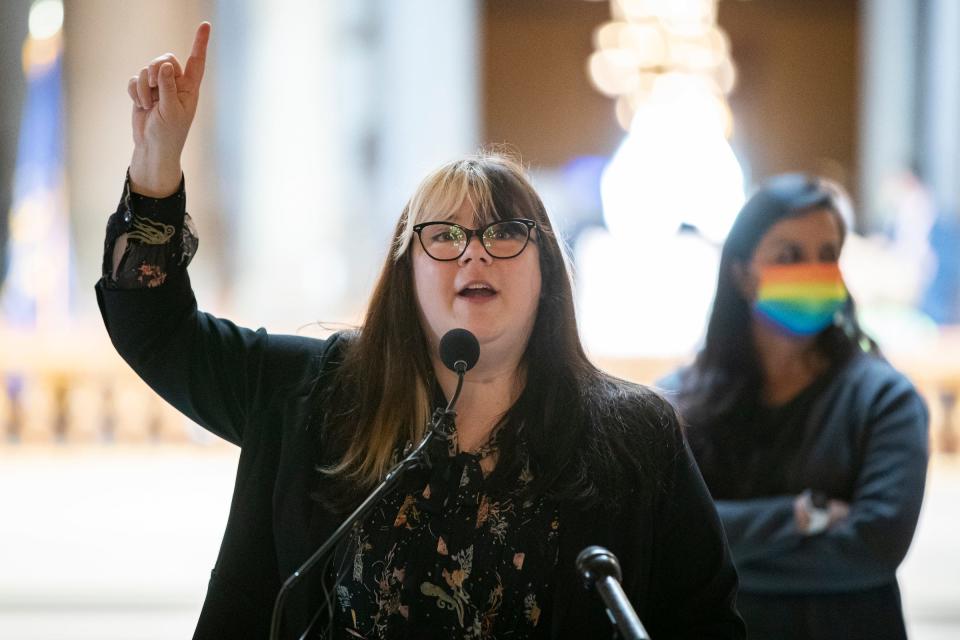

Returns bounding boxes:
[677,174,876,473]
[316,152,671,511]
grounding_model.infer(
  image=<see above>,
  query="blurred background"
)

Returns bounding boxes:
[1,0,958,637]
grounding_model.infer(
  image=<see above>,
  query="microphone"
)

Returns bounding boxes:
[438,328,479,410]
[270,328,479,640]
[440,328,480,374]
[577,546,651,640]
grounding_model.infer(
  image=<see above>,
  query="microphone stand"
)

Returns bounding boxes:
[577,545,651,640]
[269,363,468,640]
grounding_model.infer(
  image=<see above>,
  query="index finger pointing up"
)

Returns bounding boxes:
[184,22,211,85]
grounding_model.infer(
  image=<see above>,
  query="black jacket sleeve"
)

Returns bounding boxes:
[95,179,327,446]
[642,419,746,639]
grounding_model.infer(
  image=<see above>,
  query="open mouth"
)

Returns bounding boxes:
[458,282,498,298]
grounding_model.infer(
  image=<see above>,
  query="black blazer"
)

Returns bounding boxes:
[96,271,745,639]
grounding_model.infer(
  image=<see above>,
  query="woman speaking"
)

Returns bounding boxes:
[96,22,744,639]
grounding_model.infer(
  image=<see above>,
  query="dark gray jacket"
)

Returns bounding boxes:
[660,352,928,594]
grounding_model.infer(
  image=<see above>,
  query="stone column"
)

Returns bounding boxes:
[920,0,960,216]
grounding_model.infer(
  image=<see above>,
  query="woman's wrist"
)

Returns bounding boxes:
[129,147,183,198]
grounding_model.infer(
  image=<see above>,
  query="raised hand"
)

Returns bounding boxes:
[128,22,210,198]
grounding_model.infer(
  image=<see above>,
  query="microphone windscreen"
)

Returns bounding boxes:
[439,329,480,373]
[576,545,622,583]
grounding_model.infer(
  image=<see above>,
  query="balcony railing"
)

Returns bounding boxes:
[0,327,218,446]
[2,326,957,453]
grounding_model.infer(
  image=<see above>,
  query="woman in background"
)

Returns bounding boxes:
[663,174,928,639]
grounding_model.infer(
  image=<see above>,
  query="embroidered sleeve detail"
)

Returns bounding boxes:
[127,217,176,245]
[101,172,198,290]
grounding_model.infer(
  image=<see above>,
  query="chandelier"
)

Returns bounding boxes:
[587,0,736,135]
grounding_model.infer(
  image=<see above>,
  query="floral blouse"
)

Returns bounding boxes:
[323,426,560,640]
[101,175,197,289]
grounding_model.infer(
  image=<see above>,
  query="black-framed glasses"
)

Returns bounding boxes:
[412,219,537,261]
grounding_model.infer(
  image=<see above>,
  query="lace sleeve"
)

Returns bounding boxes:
[101,172,199,289]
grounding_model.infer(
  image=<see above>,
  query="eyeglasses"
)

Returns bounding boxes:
[412,219,537,261]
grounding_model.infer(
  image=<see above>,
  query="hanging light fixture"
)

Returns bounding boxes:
[588,0,736,134]
[586,0,743,246]
[577,0,744,357]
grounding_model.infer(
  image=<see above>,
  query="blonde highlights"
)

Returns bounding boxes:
[393,154,532,261]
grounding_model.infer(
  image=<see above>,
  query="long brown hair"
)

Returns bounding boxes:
[318,151,671,508]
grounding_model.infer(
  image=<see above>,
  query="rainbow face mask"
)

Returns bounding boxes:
[753,262,847,337]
